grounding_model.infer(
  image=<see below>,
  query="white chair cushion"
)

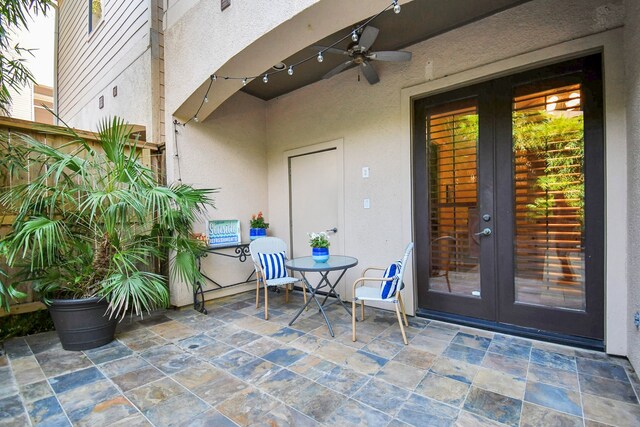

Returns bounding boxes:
[259,252,287,280]
[265,277,300,287]
[355,286,397,302]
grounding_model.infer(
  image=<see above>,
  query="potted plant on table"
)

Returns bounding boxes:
[308,232,330,263]
[249,211,269,240]
[0,117,216,350]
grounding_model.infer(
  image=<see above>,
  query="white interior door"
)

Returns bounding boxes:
[289,147,344,294]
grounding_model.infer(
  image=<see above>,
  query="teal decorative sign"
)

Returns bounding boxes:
[208,220,241,247]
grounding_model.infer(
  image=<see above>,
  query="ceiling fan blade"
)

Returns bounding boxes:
[312,45,349,56]
[360,61,380,85]
[323,60,355,79]
[358,26,379,51]
[367,51,412,62]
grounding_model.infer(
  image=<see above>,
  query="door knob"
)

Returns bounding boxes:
[475,228,492,236]
[326,227,338,233]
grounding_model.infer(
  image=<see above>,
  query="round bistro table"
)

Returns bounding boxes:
[285,255,358,337]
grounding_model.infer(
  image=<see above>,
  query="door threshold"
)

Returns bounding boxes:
[416,308,605,352]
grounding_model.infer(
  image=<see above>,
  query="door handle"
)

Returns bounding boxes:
[326,227,338,233]
[475,228,492,236]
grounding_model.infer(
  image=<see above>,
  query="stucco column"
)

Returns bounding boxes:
[625,0,640,371]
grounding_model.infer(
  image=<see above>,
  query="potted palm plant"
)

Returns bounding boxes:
[0,118,215,350]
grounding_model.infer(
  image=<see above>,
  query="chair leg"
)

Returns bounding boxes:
[352,299,357,342]
[395,302,409,345]
[255,279,260,308]
[398,293,409,327]
[446,272,452,293]
[361,300,365,320]
[264,284,269,320]
[285,284,289,303]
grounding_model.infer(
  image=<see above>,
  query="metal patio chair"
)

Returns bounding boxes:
[352,242,414,345]
[249,237,306,320]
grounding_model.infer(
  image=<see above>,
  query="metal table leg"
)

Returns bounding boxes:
[318,269,352,316]
[288,272,335,337]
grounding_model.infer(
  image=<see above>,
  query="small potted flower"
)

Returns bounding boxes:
[308,232,330,263]
[249,211,269,240]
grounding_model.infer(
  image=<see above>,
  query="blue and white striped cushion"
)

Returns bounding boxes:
[380,261,402,299]
[258,252,287,280]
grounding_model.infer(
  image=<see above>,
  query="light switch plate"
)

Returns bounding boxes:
[362,167,369,178]
[364,198,370,209]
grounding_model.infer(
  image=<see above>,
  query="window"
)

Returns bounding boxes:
[89,0,102,33]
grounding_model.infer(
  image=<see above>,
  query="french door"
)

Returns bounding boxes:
[414,55,604,340]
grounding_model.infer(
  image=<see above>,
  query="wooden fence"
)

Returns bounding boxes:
[0,116,163,316]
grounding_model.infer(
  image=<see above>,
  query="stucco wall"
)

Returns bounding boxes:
[168,91,268,307]
[625,0,640,371]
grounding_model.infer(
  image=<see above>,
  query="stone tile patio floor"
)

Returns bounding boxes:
[1,290,640,427]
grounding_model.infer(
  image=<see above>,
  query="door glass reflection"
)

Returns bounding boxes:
[427,99,481,297]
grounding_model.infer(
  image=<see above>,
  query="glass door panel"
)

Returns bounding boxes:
[512,84,586,311]
[428,99,481,297]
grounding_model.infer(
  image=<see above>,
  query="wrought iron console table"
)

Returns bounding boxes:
[193,242,255,314]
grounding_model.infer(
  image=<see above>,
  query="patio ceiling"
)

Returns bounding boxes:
[242,0,531,101]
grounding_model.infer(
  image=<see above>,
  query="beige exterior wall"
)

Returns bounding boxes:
[264,0,627,352]
[57,0,164,142]
[625,0,640,370]
[164,0,634,359]
[168,92,268,307]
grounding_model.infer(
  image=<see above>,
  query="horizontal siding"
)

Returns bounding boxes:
[58,0,151,121]
[156,0,165,143]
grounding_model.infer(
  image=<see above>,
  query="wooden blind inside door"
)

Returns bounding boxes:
[427,98,480,295]
[512,83,586,311]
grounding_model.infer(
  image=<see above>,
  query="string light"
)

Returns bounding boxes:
[185,1,401,125]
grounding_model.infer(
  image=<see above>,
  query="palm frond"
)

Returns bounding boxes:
[102,271,169,320]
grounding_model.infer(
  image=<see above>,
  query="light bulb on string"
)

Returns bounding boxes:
[211,74,217,81]
[242,78,247,86]
[204,96,208,103]
[393,0,401,14]
[193,116,199,122]
[317,52,324,63]
[288,66,294,76]
[351,31,358,42]
[263,74,269,83]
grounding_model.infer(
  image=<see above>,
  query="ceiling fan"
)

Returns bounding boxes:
[314,25,412,85]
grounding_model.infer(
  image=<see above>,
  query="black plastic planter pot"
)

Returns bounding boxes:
[47,297,117,351]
